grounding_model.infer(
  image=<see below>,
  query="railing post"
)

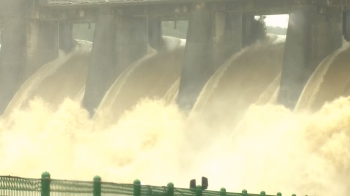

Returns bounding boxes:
[220,188,226,196]
[134,179,141,196]
[167,182,174,196]
[242,189,248,196]
[93,176,101,196]
[196,185,202,196]
[277,192,282,196]
[260,191,266,196]
[41,171,50,196]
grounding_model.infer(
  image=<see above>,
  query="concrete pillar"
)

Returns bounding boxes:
[83,12,149,115]
[0,29,2,44]
[59,21,74,53]
[27,20,59,77]
[115,16,148,74]
[177,8,244,110]
[214,12,243,68]
[225,12,243,56]
[213,11,227,68]
[242,13,255,48]
[177,5,214,110]
[278,6,343,109]
[311,9,342,67]
[148,16,164,51]
[83,8,117,115]
[0,0,28,114]
[343,9,350,41]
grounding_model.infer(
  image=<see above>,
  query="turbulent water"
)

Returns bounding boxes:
[296,41,350,113]
[191,34,285,133]
[1,34,350,196]
[94,37,185,126]
[2,40,92,118]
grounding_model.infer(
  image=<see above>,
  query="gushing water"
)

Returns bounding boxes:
[1,34,350,196]
[296,41,350,112]
[94,37,185,126]
[191,34,284,132]
[2,40,92,118]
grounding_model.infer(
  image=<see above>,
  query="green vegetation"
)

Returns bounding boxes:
[266,26,287,35]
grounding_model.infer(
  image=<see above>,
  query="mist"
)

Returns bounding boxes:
[0,2,349,196]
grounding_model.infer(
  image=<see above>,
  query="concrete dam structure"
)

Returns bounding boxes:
[0,0,348,115]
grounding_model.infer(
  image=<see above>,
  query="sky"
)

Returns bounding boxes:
[264,14,289,28]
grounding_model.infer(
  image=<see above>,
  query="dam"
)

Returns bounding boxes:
[1,0,350,195]
[1,0,347,114]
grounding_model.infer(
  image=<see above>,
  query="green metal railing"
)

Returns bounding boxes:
[0,172,297,196]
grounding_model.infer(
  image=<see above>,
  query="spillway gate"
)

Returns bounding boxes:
[1,0,350,114]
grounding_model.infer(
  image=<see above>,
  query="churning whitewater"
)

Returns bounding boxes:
[1,35,350,196]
